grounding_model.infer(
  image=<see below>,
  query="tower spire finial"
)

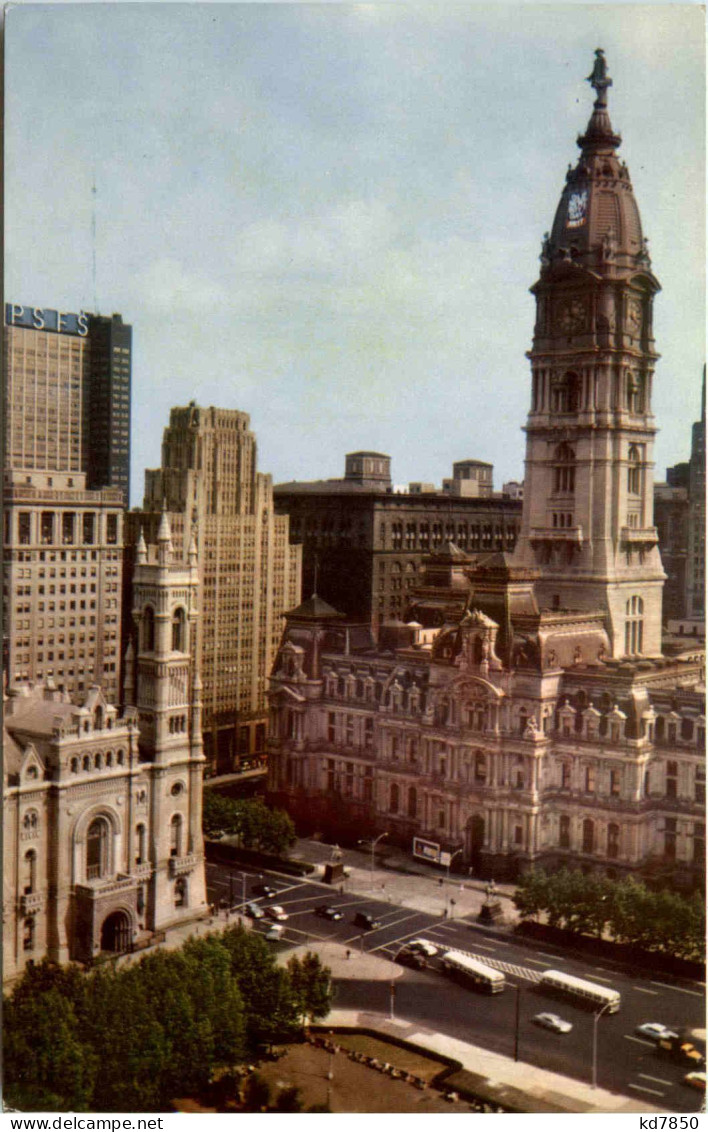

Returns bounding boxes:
[587,48,612,108]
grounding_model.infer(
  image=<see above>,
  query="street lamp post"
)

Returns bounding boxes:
[513,983,522,1062]
[592,1001,612,1089]
[445,848,464,914]
[370,832,388,890]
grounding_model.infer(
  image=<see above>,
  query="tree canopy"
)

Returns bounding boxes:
[3,926,331,1112]
[203,793,296,856]
[514,868,705,962]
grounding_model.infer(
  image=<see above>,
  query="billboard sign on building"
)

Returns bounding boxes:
[6,304,89,337]
[413,836,442,865]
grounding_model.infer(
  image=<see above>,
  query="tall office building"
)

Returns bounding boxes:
[4,304,132,503]
[275,453,520,634]
[84,313,132,506]
[126,403,301,775]
[686,370,706,620]
[3,304,128,702]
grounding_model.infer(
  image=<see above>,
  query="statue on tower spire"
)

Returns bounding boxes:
[587,48,612,107]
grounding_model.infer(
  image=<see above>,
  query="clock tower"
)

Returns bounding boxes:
[514,51,665,657]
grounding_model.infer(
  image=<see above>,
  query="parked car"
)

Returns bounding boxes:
[266,905,289,922]
[396,947,427,971]
[354,911,381,931]
[636,1023,679,1043]
[683,1072,706,1092]
[245,902,265,920]
[253,883,276,898]
[532,1013,573,1035]
[316,905,343,921]
[408,939,439,959]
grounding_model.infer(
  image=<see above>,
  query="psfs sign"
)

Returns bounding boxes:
[6,304,89,337]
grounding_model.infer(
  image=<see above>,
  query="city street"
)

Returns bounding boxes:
[206,859,705,1113]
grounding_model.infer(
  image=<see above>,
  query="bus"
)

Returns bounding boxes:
[538,969,620,1013]
[441,949,506,994]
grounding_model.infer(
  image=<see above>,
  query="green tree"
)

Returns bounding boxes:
[287,952,332,1024]
[4,986,98,1111]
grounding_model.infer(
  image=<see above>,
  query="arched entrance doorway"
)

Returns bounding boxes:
[100,910,131,953]
[466,815,485,870]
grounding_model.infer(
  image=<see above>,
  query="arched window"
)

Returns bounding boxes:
[83,754,91,772]
[175,877,187,908]
[94,706,103,731]
[142,606,155,652]
[87,817,110,880]
[135,823,146,865]
[70,757,79,773]
[559,814,571,849]
[407,786,417,819]
[170,814,183,858]
[624,595,644,655]
[553,443,575,494]
[582,819,595,854]
[627,446,642,495]
[171,607,186,652]
[390,783,399,814]
[552,372,580,413]
[607,823,620,859]
[627,372,644,413]
[23,917,35,952]
[23,849,37,894]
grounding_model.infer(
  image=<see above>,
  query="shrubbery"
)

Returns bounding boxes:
[513,868,705,962]
[3,927,331,1112]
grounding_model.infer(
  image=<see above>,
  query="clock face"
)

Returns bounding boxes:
[556,299,586,334]
[567,189,588,228]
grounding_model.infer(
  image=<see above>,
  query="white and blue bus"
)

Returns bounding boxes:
[538,969,620,1013]
[441,949,506,994]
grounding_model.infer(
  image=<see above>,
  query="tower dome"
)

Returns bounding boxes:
[541,50,655,278]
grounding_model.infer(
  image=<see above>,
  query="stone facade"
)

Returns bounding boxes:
[3,523,207,984]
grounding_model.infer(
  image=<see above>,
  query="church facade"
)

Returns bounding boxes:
[267,54,705,892]
[3,516,207,983]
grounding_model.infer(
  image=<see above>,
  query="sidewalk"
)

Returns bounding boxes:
[290,837,519,924]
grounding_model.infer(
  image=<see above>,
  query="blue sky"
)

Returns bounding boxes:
[5,2,705,505]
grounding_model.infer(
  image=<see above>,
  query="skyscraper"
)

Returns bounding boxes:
[3,304,128,702]
[127,403,301,774]
[686,369,706,620]
[4,304,132,503]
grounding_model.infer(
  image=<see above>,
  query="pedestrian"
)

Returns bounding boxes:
[346,949,351,961]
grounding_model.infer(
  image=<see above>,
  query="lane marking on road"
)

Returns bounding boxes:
[633,987,659,995]
[628,1083,665,1097]
[522,957,548,967]
[650,981,704,998]
[467,943,497,952]
[581,973,613,983]
[638,1074,673,1087]
[624,1035,654,1047]
[536,952,560,960]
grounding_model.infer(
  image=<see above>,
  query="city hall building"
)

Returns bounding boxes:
[267,54,706,891]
